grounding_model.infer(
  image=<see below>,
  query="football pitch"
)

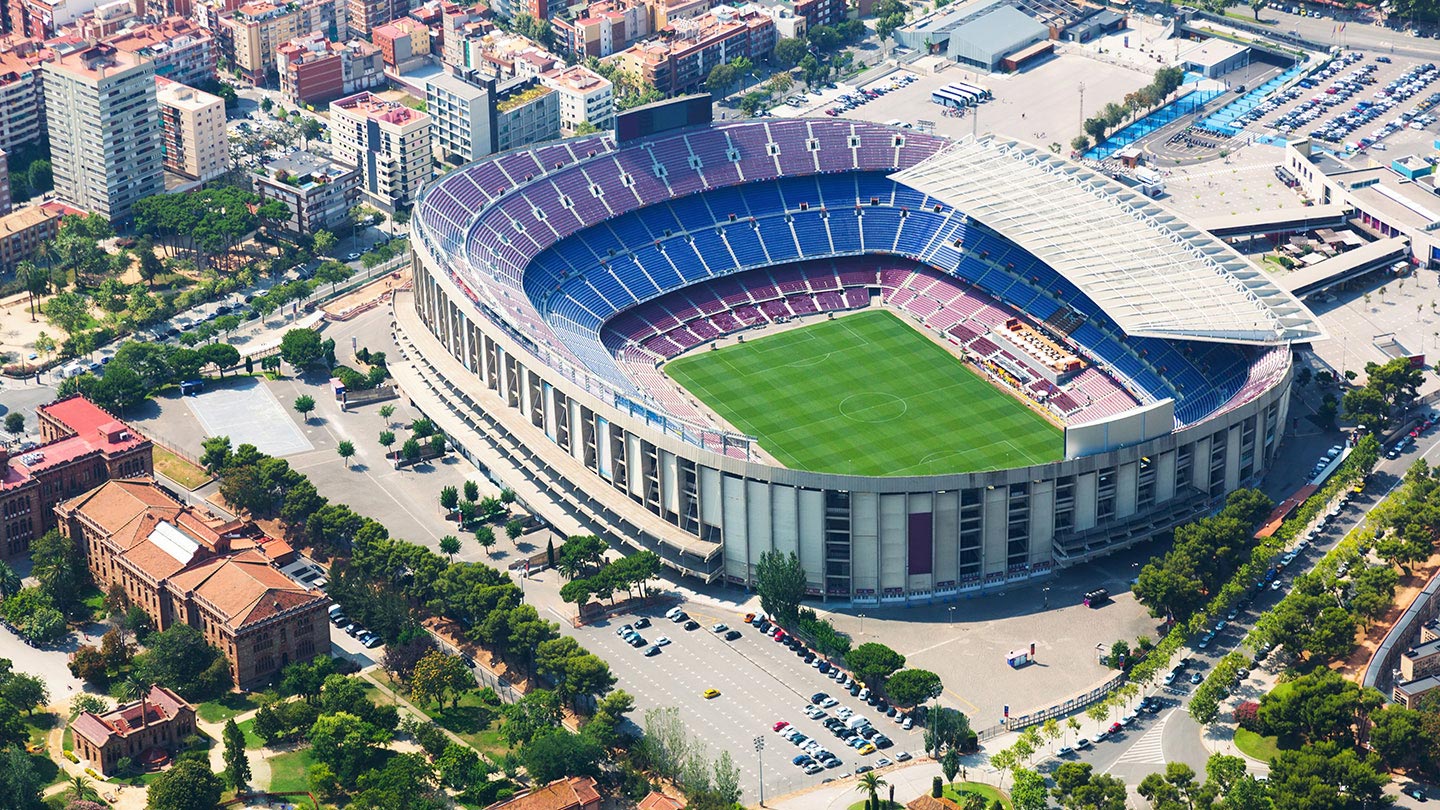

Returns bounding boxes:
[664,310,1063,476]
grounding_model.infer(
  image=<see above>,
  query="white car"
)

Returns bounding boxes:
[665,607,683,620]
[655,636,672,647]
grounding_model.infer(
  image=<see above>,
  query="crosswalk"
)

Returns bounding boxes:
[1111,713,1171,766]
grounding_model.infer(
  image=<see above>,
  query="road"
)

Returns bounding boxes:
[1067,415,1440,785]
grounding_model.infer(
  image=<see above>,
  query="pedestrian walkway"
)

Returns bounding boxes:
[1112,714,1170,766]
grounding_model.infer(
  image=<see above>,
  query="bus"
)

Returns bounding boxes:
[1083,588,1110,608]
[952,81,993,102]
[931,85,978,109]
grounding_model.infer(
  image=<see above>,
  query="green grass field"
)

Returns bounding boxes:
[665,310,1062,476]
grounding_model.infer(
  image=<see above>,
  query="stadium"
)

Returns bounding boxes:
[398,113,1323,605]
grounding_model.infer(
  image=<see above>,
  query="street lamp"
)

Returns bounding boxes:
[858,613,866,635]
[754,735,766,807]
[1042,586,1051,610]
[947,606,956,624]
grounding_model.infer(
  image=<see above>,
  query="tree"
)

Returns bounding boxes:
[475,525,497,557]
[222,719,251,793]
[42,291,90,335]
[379,404,396,426]
[755,549,807,626]
[440,486,459,514]
[1070,135,1091,154]
[379,430,396,457]
[3,412,23,439]
[1366,704,1426,770]
[856,772,888,810]
[942,747,961,786]
[846,642,906,689]
[0,744,43,810]
[132,623,227,701]
[336,440,356,468]
[0,562,18,601]
[773,37,807,69]
[1267,741,1387,810]
[145,759,223,810]
[1,674,47,715]
[30,529,82,613]
[1011,769,1047,810]
[64,775,100,805]
[886,669,942,706]
[410,650,474,708]
[18,261,49,322]
[293,394,316,422]
[705,62,738,96]
[280,328,325,369]
[522,729,602,783]
[505,517,524,541]
[440,535,461,561]
[308,711,392,783]
[401,437,422,464]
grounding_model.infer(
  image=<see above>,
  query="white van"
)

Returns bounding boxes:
[846,715,871,731]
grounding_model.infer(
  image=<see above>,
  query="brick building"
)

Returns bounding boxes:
[70,685,196,775]
[371,15,429,66]
[0,396,152,560]
[276,32,383,105]
[55,477,329,689]
[107,17,217,87]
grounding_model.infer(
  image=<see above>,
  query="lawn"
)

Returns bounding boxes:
[1233,728,1283,763]
[371,671,510,759]
[665,310,1062,475]
[266,747,316,793]
[152,444,213,490]
[78,585,106,621]
[945,783,1012,810]
[236,717,265,749]
[197,693,259,724]
[24,713,63,787]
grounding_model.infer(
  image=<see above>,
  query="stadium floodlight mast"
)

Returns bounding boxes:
[754,735,766,806]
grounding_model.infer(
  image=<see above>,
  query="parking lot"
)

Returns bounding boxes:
[774,52,1149,151]
[563,603,926,802]
[1232,51,1440,151]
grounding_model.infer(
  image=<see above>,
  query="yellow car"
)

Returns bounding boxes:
[703,688,721,699]
[858,743,876,755]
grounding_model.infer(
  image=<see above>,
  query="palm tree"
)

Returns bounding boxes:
[856,772,888,810]
[958,793,985,810]
[65,775,100,804]
[19,261,49,322]
[123,677,149,729]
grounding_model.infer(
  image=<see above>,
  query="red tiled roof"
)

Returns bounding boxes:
[638,793,684,810]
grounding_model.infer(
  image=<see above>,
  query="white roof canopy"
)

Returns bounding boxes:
[892,136,1325,345]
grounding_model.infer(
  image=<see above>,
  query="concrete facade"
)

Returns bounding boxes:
[156,77,229,181]
[253,151,360,234]
[42,43,164,223]
[330,91,433,211]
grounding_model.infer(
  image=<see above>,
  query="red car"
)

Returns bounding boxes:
[773,721,789,732]
[1108,722,1123,735]
[775,630,787,642]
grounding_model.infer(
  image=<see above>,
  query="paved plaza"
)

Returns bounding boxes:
[184,376,314,456]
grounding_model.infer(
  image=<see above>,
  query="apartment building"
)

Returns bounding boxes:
[425,67,560,162]
[0,48,48,153]
[440,1,492,67]
[42,43,164,223]
[346,0,408,38]
[107,17,217,87]
[0,151,10,216]
[0,396,152,560]
[72,0,139,39]
[371,15,429,66]
[0,205,61,272]
[550,0,648,59]
[608,4,774,96]
[10,0,108,39]
[540,64,612,135]
[276,32,383,105]
[221,0,346,84]
[457,29,558,80]
[329,91,432,211]
[56,477,329,689]
[155,77,229,181]
[253,151,359,234]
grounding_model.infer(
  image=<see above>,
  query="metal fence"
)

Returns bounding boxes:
[973,670,1130,741]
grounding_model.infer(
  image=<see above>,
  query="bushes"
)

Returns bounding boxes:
[1235,701,1260,731]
